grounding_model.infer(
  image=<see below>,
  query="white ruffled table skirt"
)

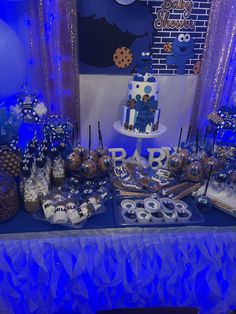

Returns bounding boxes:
[0,227,236,314]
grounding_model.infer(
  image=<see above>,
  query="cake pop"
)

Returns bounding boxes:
[178,148,189,160]
[185,160,204,182]
[65,152,81,171]
[73,145,87,159]
[98,155,113,172]
[214,170,229,192]
[168,154,184,173]
[80,160,97,178]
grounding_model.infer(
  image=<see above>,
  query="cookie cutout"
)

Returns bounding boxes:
[127,98,136,108]
[164,42,172,53]
[193,60,201,75]
[142,94,150,103]
[113,47,133,69]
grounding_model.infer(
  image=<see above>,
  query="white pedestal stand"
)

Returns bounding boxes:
[113,121,167,166]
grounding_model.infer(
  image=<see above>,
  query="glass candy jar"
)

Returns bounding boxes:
[0,171,19,222]
[23,178,40,213]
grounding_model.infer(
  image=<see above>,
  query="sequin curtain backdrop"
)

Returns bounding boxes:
[191,0,236,131]
[27,0,80,132]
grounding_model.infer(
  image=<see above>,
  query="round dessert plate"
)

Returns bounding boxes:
[113,121,167,139]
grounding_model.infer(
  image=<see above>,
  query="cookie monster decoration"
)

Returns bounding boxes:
[77,0,153,74]
[166,33,194,75]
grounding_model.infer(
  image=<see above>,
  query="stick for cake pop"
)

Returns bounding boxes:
[195,129,199,154]
[186,125,192,145]
[177,127,183,153]
[98,121,104,149]
[204,164,213,196]
[212,130,217,154]
[75,121,79,143]
[89,124,91,154]
[203,125,209,148]
[156,109,161,129]
[72,126,75,146]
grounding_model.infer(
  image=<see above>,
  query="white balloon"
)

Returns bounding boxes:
[0,19,26,99]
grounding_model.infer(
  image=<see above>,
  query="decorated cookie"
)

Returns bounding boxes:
[163,42,172,53]
[121,178,142,190]
[65,152,81,171]
[127,99,136,109]
[113,47,133,69]
[142,94,150,103]
[193,60,201,75]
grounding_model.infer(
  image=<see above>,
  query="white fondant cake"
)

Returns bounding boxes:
[128,74,159,101]
[121,53,160,134]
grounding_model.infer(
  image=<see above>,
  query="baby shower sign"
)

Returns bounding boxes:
[148,0,211,75]
[154,0,195,30]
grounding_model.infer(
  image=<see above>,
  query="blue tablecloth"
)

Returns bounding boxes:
[0,201,236,314]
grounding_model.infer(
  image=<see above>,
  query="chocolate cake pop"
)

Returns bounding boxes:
[167,154,184,173]
[199,151,209,164]
[178,148,189,160]
[195,194,212,212]
[214,170,229,184]
[185,160,204,182]
[80,160,97,178]
[87,151,98,162]
[98,155,113,172]
[65,152,81,171]
[73,145,87,159]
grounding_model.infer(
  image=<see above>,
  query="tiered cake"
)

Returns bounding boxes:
[122,52,160,134]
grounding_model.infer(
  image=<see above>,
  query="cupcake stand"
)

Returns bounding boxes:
[113,120,167,165]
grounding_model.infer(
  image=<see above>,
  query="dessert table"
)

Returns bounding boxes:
[0,201,236,314]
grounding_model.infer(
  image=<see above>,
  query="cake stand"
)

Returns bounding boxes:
[113,120,167,166]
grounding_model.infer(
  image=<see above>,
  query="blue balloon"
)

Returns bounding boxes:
[0,19,26,99]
